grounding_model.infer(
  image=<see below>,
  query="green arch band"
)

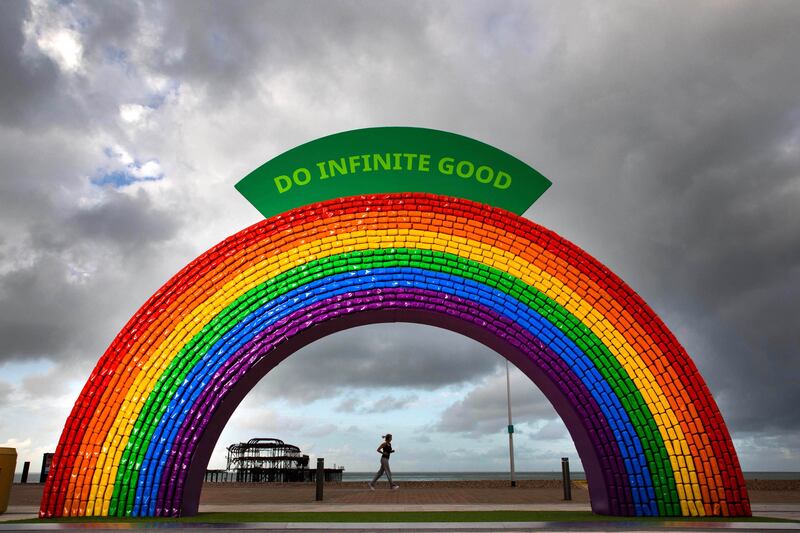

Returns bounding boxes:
[235,127,552,219]
[111,247,677,515]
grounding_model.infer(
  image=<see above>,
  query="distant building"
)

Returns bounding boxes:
[204,438,344,483]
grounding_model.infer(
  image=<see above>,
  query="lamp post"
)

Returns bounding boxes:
[506,360,516,487]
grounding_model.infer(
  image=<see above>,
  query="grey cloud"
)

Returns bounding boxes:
[0,381,13,405]
[415,434,432,444]
[537,4,800,435]
[0,1,165,134]
[0,0,798,464]
[43,0,434,113]
[732,431,800,470]
[0,186,183,362]
[150,1,431,100]
[450,2,800,438]
[0,2,189,364]
[0,254,117,362]
[252,324,501,403]
[0,1,62,127]
[0,1,124,132]
[433,369,559,436]
[69,189,182,249]
[362,394,418,414]
[80,1,141,57]
[528,419,571,442]
[0,54,186,363]
[336,397,360,413]
[335,394,419,414]
[21,363,71,399]
[0,253,96,360]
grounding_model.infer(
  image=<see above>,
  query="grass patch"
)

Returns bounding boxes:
[9,511,794,524]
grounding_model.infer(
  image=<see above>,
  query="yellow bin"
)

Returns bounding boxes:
[0,448,16,514]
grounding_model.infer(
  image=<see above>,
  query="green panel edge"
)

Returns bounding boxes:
[235,127,552,219]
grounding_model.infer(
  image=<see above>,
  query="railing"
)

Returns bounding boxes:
[204,467,344,483]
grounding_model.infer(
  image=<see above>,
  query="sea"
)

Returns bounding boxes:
[342,471,588,482]
[14,471,799,483]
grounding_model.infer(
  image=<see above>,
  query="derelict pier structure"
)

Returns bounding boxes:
[204,437,344,483]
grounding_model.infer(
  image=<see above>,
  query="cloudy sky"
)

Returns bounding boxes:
[1,0,798,477]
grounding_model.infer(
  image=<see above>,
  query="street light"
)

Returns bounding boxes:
[506,359,516,487]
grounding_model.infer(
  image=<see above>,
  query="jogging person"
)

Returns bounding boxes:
[368,433,399,490]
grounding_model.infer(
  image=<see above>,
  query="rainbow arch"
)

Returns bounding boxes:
[40,193,749,518]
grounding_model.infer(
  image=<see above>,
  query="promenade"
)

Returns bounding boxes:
[2,482,797,530]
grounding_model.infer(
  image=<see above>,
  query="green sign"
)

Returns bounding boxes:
[235,127,551,219]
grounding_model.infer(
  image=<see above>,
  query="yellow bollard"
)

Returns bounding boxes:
[0,448,17,514]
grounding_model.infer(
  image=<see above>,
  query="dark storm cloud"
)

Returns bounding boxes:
[251,323,502,403]
[0,171,182,362]
[0,5,191,370]
[70,0,433,111]
[0,0,187,366]
[69,189,180,249]
[79,1,141,54]
[502,2,800,436]
[0,0,798,463]
[0,0,62,127]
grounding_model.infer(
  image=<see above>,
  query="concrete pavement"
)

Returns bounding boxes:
[1,503,798,531]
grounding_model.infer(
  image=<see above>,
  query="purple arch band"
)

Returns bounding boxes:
[158,287,634,516]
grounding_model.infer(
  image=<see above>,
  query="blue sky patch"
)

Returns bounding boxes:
[91,169,162,188]
[92,146,164,188]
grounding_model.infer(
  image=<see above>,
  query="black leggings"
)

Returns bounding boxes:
[371,456,393,484]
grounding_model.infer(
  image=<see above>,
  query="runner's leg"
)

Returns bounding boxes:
[371,461,385,485]
[383,457,393,485]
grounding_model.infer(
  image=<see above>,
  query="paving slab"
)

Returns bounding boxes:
[3,503,796,531]
[0,520,799,532]
[0,507,38,523]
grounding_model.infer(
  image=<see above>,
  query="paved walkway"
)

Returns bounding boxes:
[2,503,798,531]
[4,483,797,530]
[0,519,799,531]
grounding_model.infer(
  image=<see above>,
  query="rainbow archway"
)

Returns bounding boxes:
[41,130,749,519]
